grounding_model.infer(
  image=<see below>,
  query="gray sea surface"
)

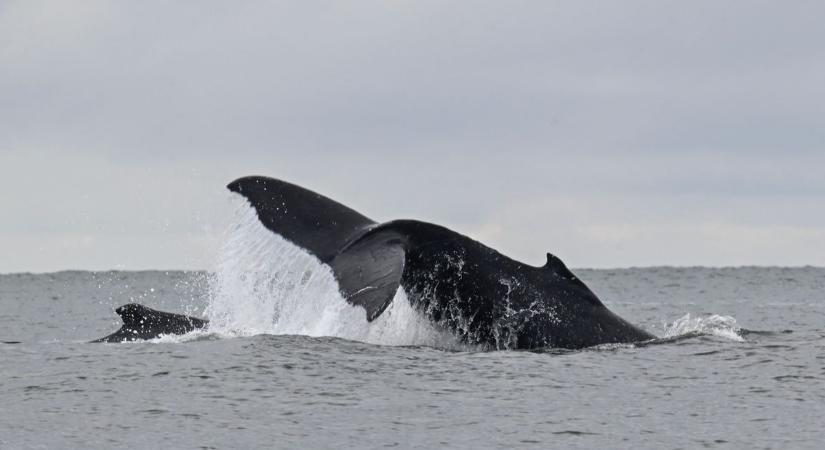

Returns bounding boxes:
[2,267,824,449]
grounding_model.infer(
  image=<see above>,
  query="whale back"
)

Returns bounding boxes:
[227,176,604,324]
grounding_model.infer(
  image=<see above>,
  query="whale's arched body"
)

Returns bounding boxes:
[223,176,655,349]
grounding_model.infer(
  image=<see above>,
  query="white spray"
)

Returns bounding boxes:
[663,313,744,342]
[203,200,464,348]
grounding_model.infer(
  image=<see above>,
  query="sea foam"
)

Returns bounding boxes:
[663,313,744,342]
[203,200,462,348]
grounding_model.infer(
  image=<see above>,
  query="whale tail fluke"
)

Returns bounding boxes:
[227,176,376,263]
[228,176,406,321]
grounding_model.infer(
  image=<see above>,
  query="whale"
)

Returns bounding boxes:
[223,176,656,350]
[93,176,655,349]
[93,303,208,343]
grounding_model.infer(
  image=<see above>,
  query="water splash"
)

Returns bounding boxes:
[202,201,464,349]
[663,313,744,342]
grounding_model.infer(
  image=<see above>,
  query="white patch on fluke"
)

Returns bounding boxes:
[203,201,464,349]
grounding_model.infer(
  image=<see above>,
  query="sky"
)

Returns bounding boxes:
[1,1,824,272]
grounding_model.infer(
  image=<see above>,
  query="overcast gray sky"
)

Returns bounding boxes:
[2,1,824,272]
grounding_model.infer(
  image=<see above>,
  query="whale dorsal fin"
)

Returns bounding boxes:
[544,252,578,281]
[228,176,375,263]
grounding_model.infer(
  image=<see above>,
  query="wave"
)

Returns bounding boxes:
[662,313,744,342]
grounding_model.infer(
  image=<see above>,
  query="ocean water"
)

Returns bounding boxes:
[2,209,824,449]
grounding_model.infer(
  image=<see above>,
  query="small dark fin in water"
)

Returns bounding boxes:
[227,176,376,263]
[331,228,406,321]
[631,333,703,347]
[92,303,208,343]
[738,328,793,336]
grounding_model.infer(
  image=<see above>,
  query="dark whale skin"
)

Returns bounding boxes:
[93,304,207,343]
[227,176,655,350]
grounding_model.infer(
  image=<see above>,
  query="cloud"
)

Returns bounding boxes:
[1,1,824,271]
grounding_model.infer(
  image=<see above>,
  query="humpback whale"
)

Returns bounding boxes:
[93,176,654,349]
[223,176,655,349]
[93,304,207,343]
